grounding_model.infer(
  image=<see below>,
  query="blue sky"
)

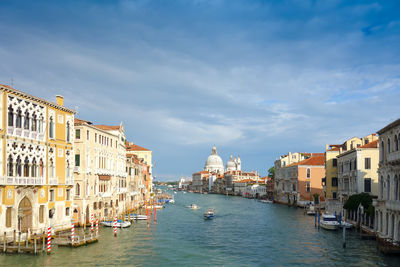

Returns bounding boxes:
[1,0,400,180]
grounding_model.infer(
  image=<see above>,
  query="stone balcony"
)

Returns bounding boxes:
[7,127,45,141]
[387,151,400,164]
[0,176,44,186]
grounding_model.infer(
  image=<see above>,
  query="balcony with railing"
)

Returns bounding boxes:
[387,150,400,164]
[49,177,58,185]
[7,126,45,141]
[0,176,44,185]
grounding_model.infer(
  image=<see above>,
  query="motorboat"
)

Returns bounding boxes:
[306,205,316,216]
[340,221,353,229]
[154,205,164,209]
[189,204,199,210]
[320,213,340,230]
[169,199,175,204]
[204,209,215,220]
[260,200,273,204]
[131,214,148,220]
[101,220,132,228]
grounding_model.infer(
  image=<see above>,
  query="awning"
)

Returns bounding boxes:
[99,175,111,181]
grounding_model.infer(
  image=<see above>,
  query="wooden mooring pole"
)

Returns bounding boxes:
[343,226,346,248]
[3,232,6,253]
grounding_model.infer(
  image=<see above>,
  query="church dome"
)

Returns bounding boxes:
[204,146,224,174]
[226,155,236,170]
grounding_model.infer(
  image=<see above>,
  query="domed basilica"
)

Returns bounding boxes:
[204,146,241,174]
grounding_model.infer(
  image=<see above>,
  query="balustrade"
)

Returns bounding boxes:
[0,176,44,185]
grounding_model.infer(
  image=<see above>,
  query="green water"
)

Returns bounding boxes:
[0,192,398,266]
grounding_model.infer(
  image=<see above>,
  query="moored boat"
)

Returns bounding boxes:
[320,213,340,230]
[101,220,132,228]
[260,200,273,204]
[189,204,199,210]
[204,209,215,220]
[131,214,148,220]
[340,221,353,229]
[306,205,316,216]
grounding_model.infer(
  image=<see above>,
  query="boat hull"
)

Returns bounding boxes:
[320,222,339,230]
[101,220,132,228]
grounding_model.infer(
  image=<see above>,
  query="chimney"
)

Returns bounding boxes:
[56,95,64,106]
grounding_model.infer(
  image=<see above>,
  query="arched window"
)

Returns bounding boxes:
[31,158,37,178]
[66,160,70,179]
[379,175,384,199]
[387,175,391,200]
[388,138,391,154]
[24,110,30,130]
[66,122,71,142]
[395,175,399,201]
[16,108,22,128]
[75,183,80,196]
[395,135,399,151]
[49,117,54,139]
[49,158,54,178]
[16,156,22,177]
[32,112,37,132]
[24,157,29,177]
[39,159,44,177]
[8,106,14,127]
[8,155,13,176]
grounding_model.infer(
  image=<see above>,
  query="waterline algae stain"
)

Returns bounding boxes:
[0,192,398,266]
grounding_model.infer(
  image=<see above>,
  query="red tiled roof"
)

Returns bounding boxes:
[93,124,121,131]
[359,139,378,149]
[126,143,150,151]
[287,154,325,167]
[74,118,92,125]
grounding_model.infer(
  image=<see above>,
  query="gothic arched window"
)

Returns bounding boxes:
[24,157,29,177]
[388,137,391,154]
[16,108,22,128]
[395,135,399,151]
[66,122,71,142]
[49,117,54,139]
[8,106,14,127]
[39,159,44,177]
[32,112,37,132]
[31,158,37,177]
[8,155,13,176]
[75,183,80,196]
[16,156,22,177]
[24,110,30,130]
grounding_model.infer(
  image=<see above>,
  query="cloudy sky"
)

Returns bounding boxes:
[1,0,399,180]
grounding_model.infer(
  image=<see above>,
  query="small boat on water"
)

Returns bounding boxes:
[260,200,273,204]
[101,220,131,228]
[340,221,353,229]
[154,205,164,209]
[204,209,215,220]
[169,199,175,204]
[131,214,148,220]
[306,205,316,216]
[189,204,199,209]
[320,213,340,230]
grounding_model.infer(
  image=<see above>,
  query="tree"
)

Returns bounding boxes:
[268,167,275,180]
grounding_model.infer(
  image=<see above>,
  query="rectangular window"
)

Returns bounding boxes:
[50,189,55,202]
[39,205,44,223]
[95,133,97,142]
[75,154,80,167]
[306,182,311,192]
[364,178,371,193]
[332,158,337,167]
[365,158,371,169]
[306,168,311,178]
[332,177,338,187]
[6,207,12,227]
[66,207,70,216]
[332,192,337,199]
[58,148,64,158]
[87,130,90,140]
[58,114,64,124]
[76,129,81,139]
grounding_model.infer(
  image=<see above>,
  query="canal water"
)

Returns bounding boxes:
[0,191,399,266]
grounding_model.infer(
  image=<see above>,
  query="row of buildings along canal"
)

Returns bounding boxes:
[188,121,400,252]
[0,84,153,239]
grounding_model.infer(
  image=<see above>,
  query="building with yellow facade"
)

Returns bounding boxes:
[0,84,75,236]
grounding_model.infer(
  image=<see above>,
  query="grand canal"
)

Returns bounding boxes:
[0,191,398,266]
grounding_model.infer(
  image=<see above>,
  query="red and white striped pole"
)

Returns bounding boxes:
[91,214,94,232]
[96,219,99,237]
[47,226,51,254]
[113,215,117,237]
[71,220,75,244]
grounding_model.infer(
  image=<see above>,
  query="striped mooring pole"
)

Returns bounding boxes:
[91,214,94,232]
[114,215,117,237]
[71,220,75,243]
[47,226,51,254]
[95,219,99,237]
